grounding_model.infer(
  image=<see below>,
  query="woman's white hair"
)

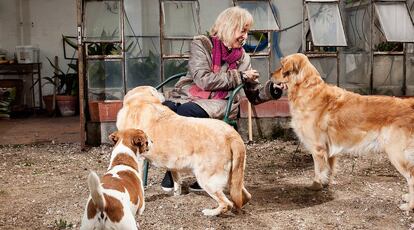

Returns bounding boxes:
[210,6,253,47]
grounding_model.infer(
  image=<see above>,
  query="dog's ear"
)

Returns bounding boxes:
[282,56,300,76]
[108,131,119,144]
[132,131,149,153]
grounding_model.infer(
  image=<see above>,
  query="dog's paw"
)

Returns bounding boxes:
[138,202,145,215]
[399,203,413,211]
[202,208,221,216]
[173,189,182,196]
[402,193,411,202]
[307,181,323,191]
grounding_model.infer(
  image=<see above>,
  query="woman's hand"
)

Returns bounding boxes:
[242,69,260,83]
[273,82,288,90]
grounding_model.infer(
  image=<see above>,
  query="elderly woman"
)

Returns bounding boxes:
[161,6,286,192]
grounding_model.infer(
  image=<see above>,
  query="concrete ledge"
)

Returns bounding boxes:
[237,117,295,142]
[240,96,290,118]
[86,121,117,146]
[85,96,294,146]
[87,117,296,146]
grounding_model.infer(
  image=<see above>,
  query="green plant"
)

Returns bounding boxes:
[86,29,135,56]
[39,35,79,97]
[86,29,129,89]
[127,50,187,87]
[54,219,73,229]
[43,57,78,96]
[164,58,188,79]
[374,42,403,52]
[127,51,159,87]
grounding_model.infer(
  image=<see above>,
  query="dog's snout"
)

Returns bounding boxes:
[146,139,153,152]
[271,68,283,82]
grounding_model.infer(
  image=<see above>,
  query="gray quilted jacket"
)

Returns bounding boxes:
[167,35,281,119]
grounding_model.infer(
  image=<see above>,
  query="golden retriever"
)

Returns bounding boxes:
[272,53,414,211]
[116,86,251,216]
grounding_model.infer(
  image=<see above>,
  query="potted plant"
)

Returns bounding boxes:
[86,30,124,122]
[43,57,78,116]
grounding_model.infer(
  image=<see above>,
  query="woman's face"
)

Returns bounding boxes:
[229,26,249,49]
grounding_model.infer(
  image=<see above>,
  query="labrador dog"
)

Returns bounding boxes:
[116,86,251,216]
[272,53,414,211]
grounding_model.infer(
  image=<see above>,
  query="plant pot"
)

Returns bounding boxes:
[88,100,122,122]
[42,95,55,115]
[56,95,78,116]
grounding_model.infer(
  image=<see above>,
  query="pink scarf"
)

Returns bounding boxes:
[189,36,243,99]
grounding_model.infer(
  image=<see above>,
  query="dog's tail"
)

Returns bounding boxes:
[229,135,250,209]
[87,171,105,211]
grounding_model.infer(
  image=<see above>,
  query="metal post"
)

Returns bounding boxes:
[337,51,340,87]
[159,0,164,84]
[403,43,407,95]
[369,0,374,94]
[121,0,126,97]
[77,0,86,150]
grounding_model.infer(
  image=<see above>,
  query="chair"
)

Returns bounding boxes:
[142,72,244,186]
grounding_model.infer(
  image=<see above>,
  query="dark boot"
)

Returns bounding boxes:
[189,181,204,192]
[161,171,173,192]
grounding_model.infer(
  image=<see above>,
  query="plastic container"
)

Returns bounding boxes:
[15,45,39,63]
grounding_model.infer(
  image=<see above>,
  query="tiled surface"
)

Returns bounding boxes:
[240,96,290,118]
[0,115,80,145]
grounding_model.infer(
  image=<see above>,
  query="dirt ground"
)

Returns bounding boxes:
[1,138,414,230]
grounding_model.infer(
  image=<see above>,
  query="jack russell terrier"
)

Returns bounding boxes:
[80,129,150,230]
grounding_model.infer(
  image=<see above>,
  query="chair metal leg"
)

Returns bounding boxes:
[143,159,149,187]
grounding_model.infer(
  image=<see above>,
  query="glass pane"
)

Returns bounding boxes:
[160,59,189,92]
[87,59,123,90]
[244,31,270,54]
[124,0,142,36]
[344,6,370,52]
[125,36,161,90]
[374,2,414,42]
[410,2,414,20]
[406,54,414,96]
[86,42,122,56]
[163,40,191,56]
[339,53,370,94]
[125,36,160,58]
[163,1,200,37]
[250,57,269,84]
[373,55,404,96]
[163,59,188,79]
[124,0,159,36]
[63,36,78,60]
[309,57,337,85]
[306,2,347,46]
[199,0,232,34]
[84,1,121,41]
[236,1,279,31]
[126,55,161,90]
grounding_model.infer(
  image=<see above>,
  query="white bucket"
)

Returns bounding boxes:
[15,45,39,64]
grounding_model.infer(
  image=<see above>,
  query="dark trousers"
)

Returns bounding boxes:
[162,101,209,118]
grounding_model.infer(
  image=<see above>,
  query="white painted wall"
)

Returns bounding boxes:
[29,0,77,98]
[0,0,76,107]
[0,0,21,59]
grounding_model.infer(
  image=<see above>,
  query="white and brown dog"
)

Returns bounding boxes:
[116,86,251,216]
[80,129,150,230]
